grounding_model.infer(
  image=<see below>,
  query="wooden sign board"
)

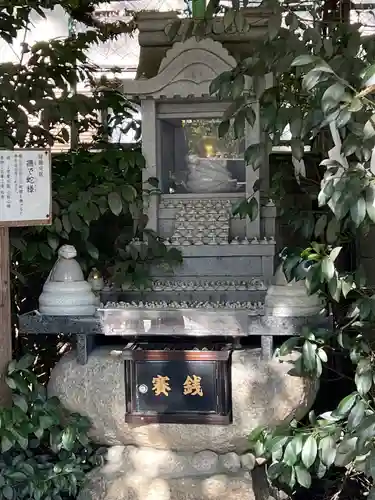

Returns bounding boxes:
[0,149,52,227]
[0,149,52,405]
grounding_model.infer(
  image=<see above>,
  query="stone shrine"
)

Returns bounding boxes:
[19,11,325,500]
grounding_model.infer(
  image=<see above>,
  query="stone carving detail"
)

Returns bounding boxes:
[102,300,265,312]
[122,38,237,99]
[149,279,267,292]
[160,197,276,210]
[169,198,231,246]
[265,265,324,317]
[161,198,276,246]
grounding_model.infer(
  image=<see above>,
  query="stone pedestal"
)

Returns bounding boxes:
[48,347,317,500]
[78,446,260,500]
[48,347,316,452]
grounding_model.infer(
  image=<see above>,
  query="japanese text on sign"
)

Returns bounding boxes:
[0,150,51,225]
[152,374,204,397]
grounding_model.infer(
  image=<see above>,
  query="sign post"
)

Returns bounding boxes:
[0,150,52,405]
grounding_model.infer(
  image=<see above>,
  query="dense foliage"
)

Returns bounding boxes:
[170,0,375,498]
[200,0,375,498]
[0,1,182,357]
[0,355,98,500]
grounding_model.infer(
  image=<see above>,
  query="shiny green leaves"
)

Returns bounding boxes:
[0,355,95,500]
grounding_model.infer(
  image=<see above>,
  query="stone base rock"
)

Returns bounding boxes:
[78,445,265,500]
[79,473,257,500]
[48,347,317,453]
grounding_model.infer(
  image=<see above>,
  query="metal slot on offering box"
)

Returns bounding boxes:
[124,344,232,425]
[97,307,249,337]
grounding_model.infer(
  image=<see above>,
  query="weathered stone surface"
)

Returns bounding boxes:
[85,446,242,480]
[220,452,241,473]
[48,347,317,453]
[240,453,256,471]
[78,446,269,500]
[78,471,260,500]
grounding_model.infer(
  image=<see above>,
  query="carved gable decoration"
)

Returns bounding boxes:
[122,37,236,99]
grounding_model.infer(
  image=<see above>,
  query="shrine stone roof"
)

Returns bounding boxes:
[134,8,270,80]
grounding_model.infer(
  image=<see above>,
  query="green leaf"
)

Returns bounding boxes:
[364,114,375,139]
[318,348,328,363]
[330,247,342,262]
[39,242,52,260]
[355,372,372,396]
[267,461,284,480]
[294,465,311,488]
[246,197,259,221]
[283,442,297,466]
[108,192,123,216]
[62,427,76,451]
[334,392,357,417]
[305,265,322,295]
[244,106,256,126]
[325,216,340,244]
[39,415,54,429]
[232,75,244,100]
[342,276,353,298]
[357,358,371,374]
[302,341,317,372]
[69,212,83,231]
[291,139,304,161]
[47,233,59,251]
[301,435,317,469]
[348,400,366,430]
[7,471,27,482]
[321,83,346,114]
[319,436,336,467]
[365,185,375,222]
[248,425,264,443]
[8,373,29,394]
[303,70,324,91]
[350,197,366,227]
[268,12,281,40]
[234,110,245,139]
[2,485,13,500]
[328,274,341,302]
[62,213,72,233]
[291,55,319,67]
[348,97,363,112]
[12,394,28,413]
[223,9,235,30]
[86,241,99,260]
[1,432,14,453]
[362,63,375,84]
[279,336,299,356]
[321,257,335,281]
[15,354,34,371]
[245,144,263,170]
[314,214,327,238]
[210,72,230,96]
[147,177,159,188]
[218,120,230,138]
[336,108,352,128]
[122,185,137,202]
[335,437,357,467]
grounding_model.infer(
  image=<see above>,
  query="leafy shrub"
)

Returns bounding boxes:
[0,355,99,500]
